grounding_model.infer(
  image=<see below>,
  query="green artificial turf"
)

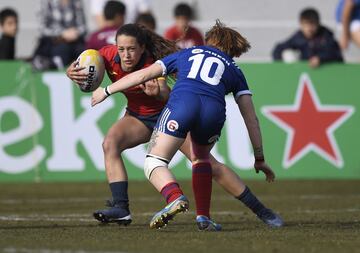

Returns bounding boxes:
[1,180,359,253]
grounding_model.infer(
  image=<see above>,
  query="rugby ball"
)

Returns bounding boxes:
[76,49,105,92]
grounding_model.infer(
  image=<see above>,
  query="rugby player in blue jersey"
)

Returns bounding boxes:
[91,20,283,230]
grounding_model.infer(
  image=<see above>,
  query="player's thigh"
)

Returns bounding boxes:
[149,131,185,161]
[179,133,193,160]
[179,133,214,161]
[105,114,152,150]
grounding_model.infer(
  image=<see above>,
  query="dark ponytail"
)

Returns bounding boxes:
[116,24,178,60]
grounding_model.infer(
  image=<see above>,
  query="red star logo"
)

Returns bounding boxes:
[262,74,354,168]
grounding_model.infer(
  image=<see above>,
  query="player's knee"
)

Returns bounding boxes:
[102,136,112,154]
[102,133,125,154]
[144,154,169,180]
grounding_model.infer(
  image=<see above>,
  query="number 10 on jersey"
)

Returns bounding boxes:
[187,53,225,85]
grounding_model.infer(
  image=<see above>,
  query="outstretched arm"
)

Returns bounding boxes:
[91,63,164,106]
[236,94,275,182]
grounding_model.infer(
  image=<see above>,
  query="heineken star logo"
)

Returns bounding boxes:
[262,73,354,168]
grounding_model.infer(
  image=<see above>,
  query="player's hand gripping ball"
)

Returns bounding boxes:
[75,49,105,92]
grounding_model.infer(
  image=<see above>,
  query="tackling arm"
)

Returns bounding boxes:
[91,63,163,106]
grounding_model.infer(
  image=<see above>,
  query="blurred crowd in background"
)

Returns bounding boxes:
[0,0,359,71]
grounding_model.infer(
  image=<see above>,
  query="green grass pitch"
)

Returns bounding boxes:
[1,180,360,253]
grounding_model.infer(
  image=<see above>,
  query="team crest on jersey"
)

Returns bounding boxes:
[167,120,179,132]
[208,135,220,143]
[192,48,204,54]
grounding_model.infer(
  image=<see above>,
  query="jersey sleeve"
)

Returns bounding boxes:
[156,51,181,76]
[98,45,117,81]
[98,46,111,66]
[230,63,252,100]
[98,46,107,59]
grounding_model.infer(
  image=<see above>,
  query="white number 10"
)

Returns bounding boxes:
[187,54,225,85]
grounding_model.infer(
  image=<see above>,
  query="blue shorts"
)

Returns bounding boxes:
[155,92,226,145]
[126,108,161,130]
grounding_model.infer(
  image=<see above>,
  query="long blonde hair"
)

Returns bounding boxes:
[205,20,251,57]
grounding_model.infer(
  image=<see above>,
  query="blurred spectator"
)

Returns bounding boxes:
[164,3,204,49]
[32,0,86,70]
[135,13,156,32]
[0,8,18,60]
[336,0,360,50]
[272,8,343,68]
[90,0,151,28]
[86,1,125,50]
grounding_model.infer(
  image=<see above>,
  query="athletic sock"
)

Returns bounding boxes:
[236,186,266,215]
[192,162,212,218]
[109,181,129,210]
[160,182,183,204]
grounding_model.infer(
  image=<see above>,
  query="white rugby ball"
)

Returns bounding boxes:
[76,49,105,92]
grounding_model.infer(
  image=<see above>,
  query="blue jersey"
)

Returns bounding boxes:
[155,46,252,144]
[156,46,252,106]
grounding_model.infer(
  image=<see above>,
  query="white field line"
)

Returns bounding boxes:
[3,247,128,253]
[1,194,360,205]
[0,208,359,223]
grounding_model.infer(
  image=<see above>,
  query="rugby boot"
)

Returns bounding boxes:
[257,208,284,228]
[93,200,132,226]
[149,195,189,229]
[196,215,222,231]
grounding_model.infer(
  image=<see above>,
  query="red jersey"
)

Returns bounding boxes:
[99,45,165,115]
[164,25,204,49]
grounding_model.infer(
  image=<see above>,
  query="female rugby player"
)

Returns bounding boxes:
[91,21,284,230]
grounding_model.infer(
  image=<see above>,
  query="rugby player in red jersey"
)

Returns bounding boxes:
[68,24,282,230]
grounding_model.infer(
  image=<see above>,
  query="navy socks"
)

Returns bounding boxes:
[109,181,129,209]
[236,186,266,215]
